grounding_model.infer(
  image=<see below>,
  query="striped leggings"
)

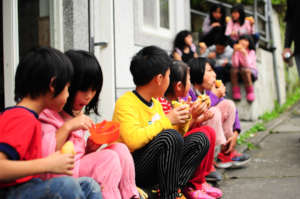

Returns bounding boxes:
[132,129,209,199]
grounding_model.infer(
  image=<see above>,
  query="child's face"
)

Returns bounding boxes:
[215,45,225,54]
[232,11,240,21]
[73,89,97,111]
[212,8,222,20]
[201,63,216,90]
[239,39,249,49]
[51,83,70,112]
[184,35,193,47]
[183,71,191,97]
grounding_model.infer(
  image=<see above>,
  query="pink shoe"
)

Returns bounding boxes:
[232,86,241,101]
[202,182,223,198]
[246,86,255,102]
[183,187,214,199]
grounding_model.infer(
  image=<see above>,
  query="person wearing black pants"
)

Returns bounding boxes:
[133,129,209,199]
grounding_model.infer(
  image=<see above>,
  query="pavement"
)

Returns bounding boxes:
[218,101,300,199]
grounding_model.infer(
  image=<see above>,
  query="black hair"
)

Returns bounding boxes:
[187,57,214,85]
[14,46,73,102]
[165,61,189,96]
[231,4,245,25]
[130,45,172,86]
[209,4,226,26]
[173,30,192,51]
[239,34,256,50]
[214,34,229,46]
[64,50,103,116]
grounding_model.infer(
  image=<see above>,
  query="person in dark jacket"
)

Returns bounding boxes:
[283,0,300,76]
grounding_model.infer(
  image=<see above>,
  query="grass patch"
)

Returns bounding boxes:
[237,87,300,149]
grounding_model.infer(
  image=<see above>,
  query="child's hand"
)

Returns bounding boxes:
[44,152,74,175]
[190,101,208,119]
[207,52,216,59]
[167,106,190,125]
[64,114,94,132]
[211,22,220,27]
[202,110,214,122]
[212,83,226,98]
[86,137,102,154]
[198,42,207,55]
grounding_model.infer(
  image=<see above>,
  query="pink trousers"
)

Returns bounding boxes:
[79,143,139,199]
[203,99,236,146]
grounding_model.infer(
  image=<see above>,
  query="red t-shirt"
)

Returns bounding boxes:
[0,106,42,188]
[158,97,172,114]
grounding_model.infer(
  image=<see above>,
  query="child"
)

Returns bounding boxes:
[113,46,209,199]
[200,34,234,84]
[200,4,226,47]
[39,50,139,199]
[225,4,256,45]
[0,47,102,199]
[188,57,250,169]
[231,34,257,102]
[158,61,222,199]
[172,30,198,63]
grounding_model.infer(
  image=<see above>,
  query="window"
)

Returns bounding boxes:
[134,0,174,50]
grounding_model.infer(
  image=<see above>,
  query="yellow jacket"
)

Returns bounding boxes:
[112,91,173,152]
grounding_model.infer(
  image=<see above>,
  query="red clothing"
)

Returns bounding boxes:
[0,107,42,188]
[158,98,216,188]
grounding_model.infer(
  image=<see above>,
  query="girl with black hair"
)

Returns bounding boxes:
[200,4,226,47]
[39,50,140,199]
[158,61,223,199]
[225,4,255,44]
[231,34,257,102]
[172,30,198,63]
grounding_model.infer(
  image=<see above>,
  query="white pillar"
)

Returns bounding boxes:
[3,0,19,106]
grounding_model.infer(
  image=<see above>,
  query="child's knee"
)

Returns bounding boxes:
[48,177,85,197]
[159,129,184,149]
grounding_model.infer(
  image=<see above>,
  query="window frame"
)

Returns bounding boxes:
[133,0,175,49]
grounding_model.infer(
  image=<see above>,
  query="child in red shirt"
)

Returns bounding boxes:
[0,47,101,199]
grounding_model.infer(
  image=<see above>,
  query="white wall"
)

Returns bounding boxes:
[114,0,191,99]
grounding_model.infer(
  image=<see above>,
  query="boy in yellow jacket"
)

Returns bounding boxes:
[113,46,209,199]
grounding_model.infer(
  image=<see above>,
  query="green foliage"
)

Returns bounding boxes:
[237,86,300,150]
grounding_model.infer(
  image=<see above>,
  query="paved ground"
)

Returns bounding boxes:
[219,103,300,199]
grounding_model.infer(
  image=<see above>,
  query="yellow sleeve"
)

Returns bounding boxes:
[113,102,173,152]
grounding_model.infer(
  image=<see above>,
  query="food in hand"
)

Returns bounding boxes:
[199,42,206,49]
[246,16,255,24]
[234,44,243,51]
[196,94,211,107]
[215,80,223,88]
[171,100,189,109]
[61,141,76,155]
[226,16,231,23]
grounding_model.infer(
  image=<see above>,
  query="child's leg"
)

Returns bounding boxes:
[184,126,216,189]
[5,177,93,199]
[241,67,255,102]
[77,177,103,199]
[132,129,184,199]
[230,67,241,100]
[203,107,226,146]
[106,143,139,199]
[216,99,236,140]
[79,149,123,199]
[179,131,209,187]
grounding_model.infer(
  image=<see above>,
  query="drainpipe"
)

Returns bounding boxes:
[267,0,282,105]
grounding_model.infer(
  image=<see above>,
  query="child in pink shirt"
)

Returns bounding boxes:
[231,34,257,102]
[39,50,139,199]
[225,4,255,43]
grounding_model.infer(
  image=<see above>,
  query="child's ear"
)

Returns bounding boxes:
[155,74,163,86]
[48,77,56,94]
[175,81,184,92]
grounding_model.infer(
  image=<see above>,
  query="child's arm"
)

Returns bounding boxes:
[225,20,233,36]
[172,51,182,61]
[55,114,94,150]
[0,151,74,182]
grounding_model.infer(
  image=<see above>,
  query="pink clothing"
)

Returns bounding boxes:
[202,100,236,145]
[39,109,138,199]
[232,50,256,70]
[225,19,254,41]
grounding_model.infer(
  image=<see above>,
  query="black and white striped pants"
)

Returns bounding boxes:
[132,129,209,199]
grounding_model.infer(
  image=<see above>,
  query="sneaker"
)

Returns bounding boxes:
[232,86,241,101]
[183,187,214,199]
[202,182,223,198]
[216,150,251,169]
[205,171,222,182]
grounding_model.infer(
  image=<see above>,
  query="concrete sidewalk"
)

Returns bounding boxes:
[219,101,300,199]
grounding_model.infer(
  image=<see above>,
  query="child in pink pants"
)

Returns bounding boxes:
[40,50,139,199]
